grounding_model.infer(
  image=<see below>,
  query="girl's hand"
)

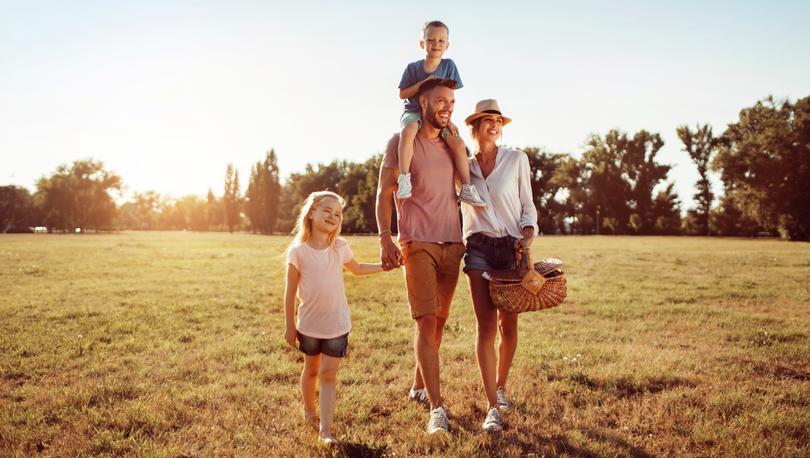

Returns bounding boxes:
[284,325,297,347]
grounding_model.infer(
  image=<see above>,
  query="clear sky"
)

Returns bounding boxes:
[2,0,809,209]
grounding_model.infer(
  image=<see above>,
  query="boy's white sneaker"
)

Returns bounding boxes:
[496,387,511,411]
[408,387,429,405]
[397,173,413,199]
[482,407,503,432]
[427,406,449,434]
[459,184,486,207]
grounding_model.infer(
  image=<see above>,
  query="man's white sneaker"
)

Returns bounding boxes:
[482,407,503,432]
[319,435,336,446]
[459,184,486,207]
[427,406,449,434]
[408,388,429,405]
[396,173,413,199]
[496,387,511,411]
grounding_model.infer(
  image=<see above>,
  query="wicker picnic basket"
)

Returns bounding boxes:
[487,249,567,314]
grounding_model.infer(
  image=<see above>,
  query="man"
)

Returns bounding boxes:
[376,78,465,434]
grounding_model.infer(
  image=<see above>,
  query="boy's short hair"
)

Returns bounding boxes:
[422,20,449,37]
[418,78,457,98]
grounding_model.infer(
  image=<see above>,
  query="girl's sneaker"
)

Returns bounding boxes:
[397,173,413,199]
[319,435,336,446]
[496,387,511,411]
[459,184,486,207]
[408,387,429,405]
[482,407,503,432]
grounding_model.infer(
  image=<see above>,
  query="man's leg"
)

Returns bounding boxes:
[414,313,443,410]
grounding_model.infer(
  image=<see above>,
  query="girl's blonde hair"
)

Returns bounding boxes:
[290,191,345,248]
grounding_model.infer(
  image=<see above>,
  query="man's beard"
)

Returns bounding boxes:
[423,104,449,129]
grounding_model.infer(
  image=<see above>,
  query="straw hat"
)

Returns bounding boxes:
[464,99,512,126]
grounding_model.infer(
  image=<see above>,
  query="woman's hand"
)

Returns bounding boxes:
[514,230,535,265]
[284,325,297,348]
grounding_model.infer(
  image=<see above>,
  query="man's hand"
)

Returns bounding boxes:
[284,324,297,347]
[380,235,403,271]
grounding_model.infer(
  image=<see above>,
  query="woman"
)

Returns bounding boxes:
[461,99,538,432]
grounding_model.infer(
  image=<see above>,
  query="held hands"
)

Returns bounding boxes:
[379,235,403,271]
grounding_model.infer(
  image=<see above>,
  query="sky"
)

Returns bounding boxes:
[2,0,809,210]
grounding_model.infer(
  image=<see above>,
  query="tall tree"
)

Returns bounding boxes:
[713,95,810,240]
[524,147,569,234]
[0,186,37,232]
[223,164,241,233]
[677,124,719,235]
[34,159,121,232]
[245,150,282,234]
[652,183,682,235]
[622,130,670,234]
[581,130,632,234]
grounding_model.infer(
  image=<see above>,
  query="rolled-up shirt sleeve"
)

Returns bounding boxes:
[517,153,539,234]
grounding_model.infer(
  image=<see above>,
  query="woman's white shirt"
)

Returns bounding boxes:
[461,146,539,241]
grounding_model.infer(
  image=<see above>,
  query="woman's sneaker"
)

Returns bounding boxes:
[427,406,449,434]
[396,173,413,199]
[408,387,429,405]
[459,184,486,207]
[496,387,511,411]
[482,407,503,432]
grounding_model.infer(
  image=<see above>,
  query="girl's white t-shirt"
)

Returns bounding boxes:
[287,238,354,339]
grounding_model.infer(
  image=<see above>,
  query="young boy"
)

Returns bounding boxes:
[396,20,485,207]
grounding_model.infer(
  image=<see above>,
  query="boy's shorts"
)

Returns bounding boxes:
[400,111,421,129]
[402,241,465,319]
[297,332,349,358]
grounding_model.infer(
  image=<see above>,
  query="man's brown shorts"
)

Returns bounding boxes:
[401,241,465,319]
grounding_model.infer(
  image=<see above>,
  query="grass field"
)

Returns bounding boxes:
[1,232,808,457]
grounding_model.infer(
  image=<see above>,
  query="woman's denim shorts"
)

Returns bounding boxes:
[298,332,349,358]
[463,233,522,273]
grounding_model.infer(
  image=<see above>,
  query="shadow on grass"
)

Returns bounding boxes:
[330,441,388,457]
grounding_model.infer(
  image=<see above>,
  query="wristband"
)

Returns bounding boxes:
[378,230,392,237]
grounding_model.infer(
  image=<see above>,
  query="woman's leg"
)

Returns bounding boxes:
[301,354,321,428]
[318,355,341,439]
[496,310,519,390]
[467,269,499,409]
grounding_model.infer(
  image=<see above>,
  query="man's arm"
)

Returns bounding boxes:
[376,162,402,269]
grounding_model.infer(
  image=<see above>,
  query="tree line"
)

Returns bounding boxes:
[2,95,808,240]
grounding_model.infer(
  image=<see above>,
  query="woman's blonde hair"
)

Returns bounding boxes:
[290,191,345,248]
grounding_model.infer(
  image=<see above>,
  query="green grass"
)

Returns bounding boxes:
[1,232,809,457]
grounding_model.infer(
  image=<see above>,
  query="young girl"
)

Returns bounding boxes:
[283,191,386,445]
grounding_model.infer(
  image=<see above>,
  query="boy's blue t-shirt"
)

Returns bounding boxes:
[399,58,463,113]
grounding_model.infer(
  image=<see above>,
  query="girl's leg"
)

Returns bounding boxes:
[467,270,499,409]
[398,121,420,175]
[301,354,321,429]
[496,310,519,390]
[317,355,341,439]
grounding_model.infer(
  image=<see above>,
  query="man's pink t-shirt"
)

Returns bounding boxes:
[287,238,354,339]
[383,133,462,244]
